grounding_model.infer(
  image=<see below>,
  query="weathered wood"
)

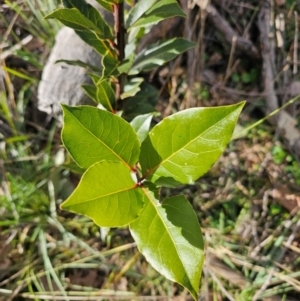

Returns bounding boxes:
[37,26,101,118]
[37,0,111,118]
[194,1,260,59]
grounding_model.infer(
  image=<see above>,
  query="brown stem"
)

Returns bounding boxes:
[113,2,126,105]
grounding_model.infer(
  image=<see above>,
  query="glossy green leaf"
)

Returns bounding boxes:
[56,59,102,72]
[102,51,120,78]
[130,113,154,143]
[139,102,245,185]
[123,82,158,120]
[77,45,118,78]
[61,105,140,169]
[96,80,116,112]
[118,54,135,75]
[127,27,142,50]
[130,0,186,29]
[63,160,86,175]
[94,0,114,12]
[75,30,118,60]
[62,0,113,38]
[121,77,144,99]
[89,73,102,85]
[130,192,204,300]
[45,8,112,39]
[82,84,97,103]
[131,38,195,73]
[125,0,157,29]
[61,161,144,227]
[73,31,119,78]
[83,75,116,109]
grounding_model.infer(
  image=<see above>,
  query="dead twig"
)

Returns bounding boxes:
[258,0,278,114]
[193,1,260,59]
[0,35,33,61]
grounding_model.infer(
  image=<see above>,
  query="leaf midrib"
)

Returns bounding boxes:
[69,109,131,169]
[58,8,98,30]
[65,184,137,206]
[144,108,237,178]
[141,188,193,288]
[97,83,114,112]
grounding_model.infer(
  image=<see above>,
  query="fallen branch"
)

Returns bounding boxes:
[258,0,278,114]
[193,1,260,59]
[258,0,300,158]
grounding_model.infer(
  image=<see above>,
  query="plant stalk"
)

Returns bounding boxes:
[114,1,126,104]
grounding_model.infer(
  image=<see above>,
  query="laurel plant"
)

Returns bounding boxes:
[46,0,245,299]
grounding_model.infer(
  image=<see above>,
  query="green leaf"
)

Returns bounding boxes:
[102,51,120,78]
[131,38,195,73]
[75,30,118,60]
[62,0,113,38]
[130,0,186,29]
[82,84,97,103]
[130,113,154,143]
[125,0,157,28]
[61,105,140,169]
[70,31,119,79]
[121,77,144,99]
[96,80,116,112]
[56,59,102,72]
[63,160,86,175]
[139,102,245,185]
[61,161,144,227]
[118,53,135,75]
[130,192,204,300]
[89,73,102,84]
[123,82,158,120]
[94,0,114,12]
[45,8,112,39]
[127,27,144,49]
